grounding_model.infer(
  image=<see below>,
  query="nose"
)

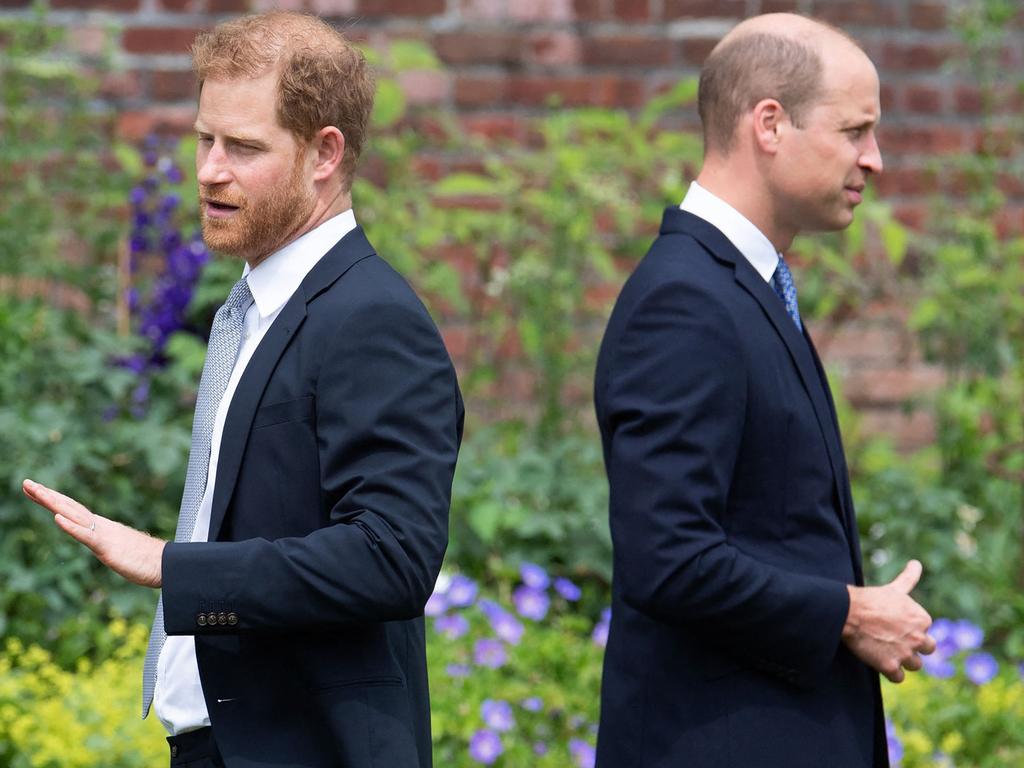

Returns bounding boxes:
[859,131,883,175]
[196,140,231,187]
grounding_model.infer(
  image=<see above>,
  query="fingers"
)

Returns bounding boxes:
[918,634,937,655]
[23,479,98,539]
[902,653,923,672]
[890,559,923,594]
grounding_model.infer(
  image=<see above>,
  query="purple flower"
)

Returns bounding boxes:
[592,607,611,647]
[165,164,184,184]
[481,699,515,732]
[131,380,150,404]
[468,729,503,765]
[922,652,956,679]
[445,664,470,678]
[447,575,478,608]
[474,639,507,669]
[479,602,523,645]
[570,738,596,768]
[521,696,543,712]
[436,613,469,639]
[1018,662,1024,681]
[952,620,984,652]
[520,561,550,589]
[513,585,549,621]
[964,652,998,685]
[533,741,548,755]
[424,591,447,617]
[129,186,147,206]
[554,577,582,601]
[928,618,959,658]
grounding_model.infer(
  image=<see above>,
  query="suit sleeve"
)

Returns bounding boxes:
[599,279,849,687]
[161,295,462,631]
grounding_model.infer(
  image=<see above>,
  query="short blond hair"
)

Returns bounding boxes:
[191,12,375,191]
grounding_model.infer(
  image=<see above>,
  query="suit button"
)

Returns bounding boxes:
[227,612,238,626]
[217,612,228,626]
[197,614,207,627]
[207,612,219,626]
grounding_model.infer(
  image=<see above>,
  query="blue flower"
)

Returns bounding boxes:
[521,696,543,712]
[445,664,470,678]
[424,590,447,617]
[964,652,998,685]
[468,729,503,765]
[474,638,507,669]
[447,575,478,608]
[554,577,582,601]
[436,613,469,639]
[533,741,549,755]
[129,186,147,207]
[592,608,611,647]
[478,600,524,645]
[885,718,903,765]
[481,699,515,732]
[513,585,550,621]
[569,738,597,768]
[952,620,984,652]
[520,561,550,590]
[921,652,956,679]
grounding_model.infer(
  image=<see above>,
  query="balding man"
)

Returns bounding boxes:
[24,12,462,767]
[594,14,934,768]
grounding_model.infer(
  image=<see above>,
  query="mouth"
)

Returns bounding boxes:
[844,185,865,204]
[203,199,242,218]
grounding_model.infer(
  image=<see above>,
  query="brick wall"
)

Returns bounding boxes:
[3,0,1022,449]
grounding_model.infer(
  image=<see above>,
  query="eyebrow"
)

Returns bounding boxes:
[193,123,271,149]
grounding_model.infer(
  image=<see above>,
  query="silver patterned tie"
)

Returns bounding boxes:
[141,275,254,717]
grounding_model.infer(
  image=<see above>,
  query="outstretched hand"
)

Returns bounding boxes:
[23,478,165,588]
[842,560,935,683]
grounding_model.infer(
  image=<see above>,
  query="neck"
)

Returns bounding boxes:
[243,188,352,269]
[696,162,795,253]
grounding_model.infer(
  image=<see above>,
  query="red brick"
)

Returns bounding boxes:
[954,85,983,115]
[508,75,646,108]
[251,0,306,9]
[454,75,509,107]
[997,172,1024,199]
[459,113,529,142]
[209,0,253,10]
[52,0,139,9]
[813,0,900,26]
[359,0,444,17]
[859,409,937,452]
[761,0,800,11]
[995,206,1024,237]
[678,37,719,67]
[99,71,142,100]
[874,166,933,197]
[159,0,197,11]
[123,27,202,55]
[152,70,197,102]
[310,0,356,12]
[664,0,743,18]
[908,2,947,29]
[904,84,944,114]
[116,106,196,141]
[583,35,673,67]
[877,125,966,155]
[434,32,523,66]
[879,83,898,112]
[528,32,582,67]
[882,41,956,71]
[397,70,451,106]
[843,366,945,406]
[572,0,606,19]
[613,0,649,21]
[0,0,32,7]
[817,325,911,366]
[508,0,573,21]
[892,203,928,230]
[441,326,470,359]
[67,27,109,57]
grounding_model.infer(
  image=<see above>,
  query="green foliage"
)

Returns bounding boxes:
[449,426,611,582]
[885,663,1024,767]
[0,622,166,768]
[0,297,192,664]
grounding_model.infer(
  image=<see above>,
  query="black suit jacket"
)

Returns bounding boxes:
[594,209,886,768]
[161,226,464,768]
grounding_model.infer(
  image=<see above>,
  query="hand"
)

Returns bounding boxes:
[842,560,935,683]
[23,478,165,588]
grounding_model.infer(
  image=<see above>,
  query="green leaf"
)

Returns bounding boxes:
[881,220,908,266]
[372,78,406,129]
[389,39,441,72]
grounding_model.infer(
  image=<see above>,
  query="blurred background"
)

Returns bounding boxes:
[0,0,1022,765]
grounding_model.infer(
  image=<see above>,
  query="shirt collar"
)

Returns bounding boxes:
[680,181,779,283]
[242,209,358,319]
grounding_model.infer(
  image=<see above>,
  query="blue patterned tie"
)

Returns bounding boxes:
[772,255,803,332]
[141,275,253,718]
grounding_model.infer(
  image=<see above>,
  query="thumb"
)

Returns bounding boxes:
[891,559,923,593]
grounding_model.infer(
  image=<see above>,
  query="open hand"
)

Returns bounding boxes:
[23,478,165,588]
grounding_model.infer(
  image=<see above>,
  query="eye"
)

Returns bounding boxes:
[846,127,867,139]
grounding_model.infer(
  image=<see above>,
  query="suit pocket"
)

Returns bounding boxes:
[252,395,314,429]
[311,675,405,694]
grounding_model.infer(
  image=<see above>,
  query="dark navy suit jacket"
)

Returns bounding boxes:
[161,227,463,768]
[594,209,886,767]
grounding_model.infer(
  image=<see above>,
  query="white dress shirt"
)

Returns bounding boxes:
[680,181,780,285]
[154,209,358,736]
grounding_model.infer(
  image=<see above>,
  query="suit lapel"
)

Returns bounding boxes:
[207,226,377,542]
[665,210,854,546]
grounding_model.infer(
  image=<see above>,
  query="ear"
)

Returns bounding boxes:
[311,126,346,182]
[751,98,787,156]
